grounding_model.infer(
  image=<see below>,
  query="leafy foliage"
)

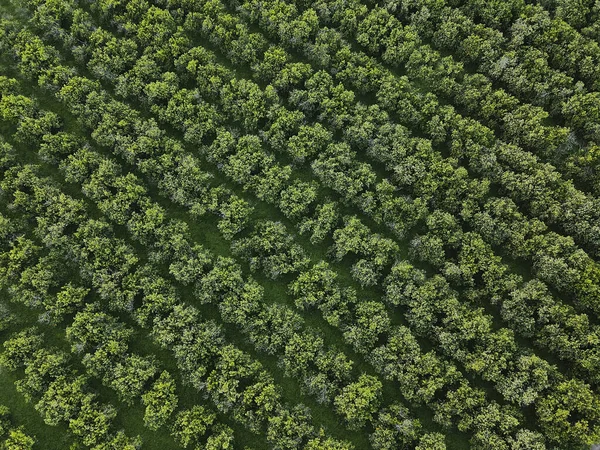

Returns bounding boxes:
[1,0,600,448]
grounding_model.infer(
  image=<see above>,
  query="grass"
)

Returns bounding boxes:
[1,1,583,449]
[0,17,472,450]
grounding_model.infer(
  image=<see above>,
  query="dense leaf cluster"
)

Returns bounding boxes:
[0,0,599,448]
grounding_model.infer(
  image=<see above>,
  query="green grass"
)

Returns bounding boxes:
[0,42,378,448]
[2,2,582,449]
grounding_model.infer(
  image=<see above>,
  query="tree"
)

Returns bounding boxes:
[332,216,398,285]
[171,320,223,390]
[285,123,331,164]
[506,429,546,450]
[334,375,382,430]
[231,221,309,278]
[469,402,520,449]
[343,301,390,353]
[73,220,139,311]
[14,31,59,81]
[415,433,446,450]
[0,304,13,334]
[304,433,354,450]
[171,406,216,448]
[136,6,177,47]
[374,179,427,238]
[280,332,344,403]
[66,306,132,358]
[168,243,212,285]
[204,424,235,450]
[290,261,355,327]
[35,375,89,426]
[106,355,158,406]
[91,430,142,450]
[496,355,552,406]
[272,62,313,93]
[0,406,10,437]
[141,371,178,431]
[15,111,61,146]
[236,375,279,432]
[312,143,376,201]
[278,180,318,219]
[217,278,262,329]
[262,105,304,150]
[205,345,278,432]
[212,191,252,240]
[15,349,69,402]
[3,427,35,450]
[0,328,43,370]
[370,403,421,450]
[266,405,314,450]
[246,303,303,355]
[537,379,600,445]
[0,93,35,123]
[298,201,339,245]
[369,326,459,404]
[255,46,288,83]
[220,79,269,132]
[87,29,138,81]
[195,256,245,304]
[69,397,117,446]
[206,345,253,407]
[222,135,288,203]
[410,234,446,268]
[43,283,89,323]
[434,381,485,431]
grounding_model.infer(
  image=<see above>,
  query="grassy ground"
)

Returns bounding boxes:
[0,15,475,450]
[0,1,561,449]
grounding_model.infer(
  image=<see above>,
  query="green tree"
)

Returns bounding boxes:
[537,379,600,445]
[370,403,421,450]
[266,405,314,450]
[171,406,216,448]
[204,424,234,450]
[343,301,390,353]
[334,375,382,430]
[415,433,446,450]
[141,371,178,431]
[3,427,35,450]
[106,355,158,406]
[304,433,354,450]
[0,406,9,437]
[69,397,116,446]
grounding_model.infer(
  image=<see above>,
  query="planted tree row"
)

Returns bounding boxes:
[3,1,594,446]
[156,0,600,368]
[1,323,139,448]
[537,0,600,42]
[17,0,600,432]
[1,89,391,447]
[0,207,235,449]
[449,0,600,89]
[117,0,600,315]
[1,45,487,445]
